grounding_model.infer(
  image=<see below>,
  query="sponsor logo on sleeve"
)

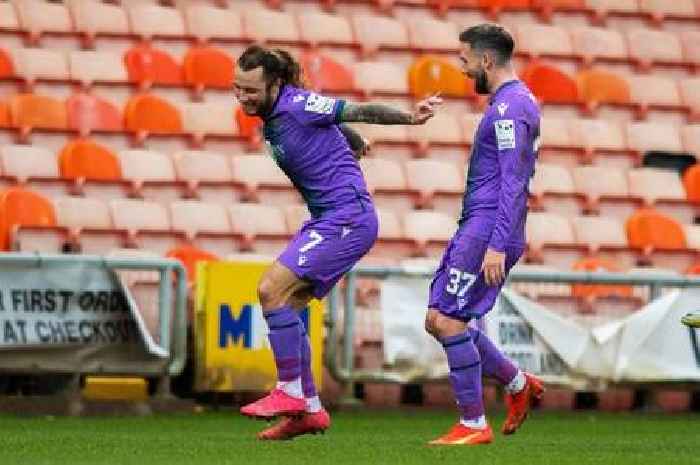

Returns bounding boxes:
[494,119,515,150]
[304,93,336,115]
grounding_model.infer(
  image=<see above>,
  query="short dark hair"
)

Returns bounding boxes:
[459,24,514,66]
[237,45,305,88]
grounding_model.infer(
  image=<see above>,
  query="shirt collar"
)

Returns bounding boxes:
[488,79,520,105]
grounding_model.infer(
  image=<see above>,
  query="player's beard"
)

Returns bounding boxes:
[256,83,277,119]
[474,68,489,95]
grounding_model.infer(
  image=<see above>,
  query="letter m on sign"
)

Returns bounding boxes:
[219,304,252,349]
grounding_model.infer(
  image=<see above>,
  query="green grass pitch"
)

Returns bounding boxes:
[0,409,698,465]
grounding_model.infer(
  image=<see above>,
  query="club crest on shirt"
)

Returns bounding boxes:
[494,119,515,150]
[293,94,306,103]
[497,102,508,116]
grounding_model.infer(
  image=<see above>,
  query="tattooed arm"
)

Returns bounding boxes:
[339,95,443,125]
[339,124,370,159]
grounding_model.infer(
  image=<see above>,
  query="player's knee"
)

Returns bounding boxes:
[257,277,281,311]
[424,312,439,339]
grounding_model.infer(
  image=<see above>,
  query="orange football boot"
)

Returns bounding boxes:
[428,423,494,446]
[502,373,545,435]
[240,389,306,419]
[258,409,331,440]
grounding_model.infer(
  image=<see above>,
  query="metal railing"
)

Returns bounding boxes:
[325,266,700,390]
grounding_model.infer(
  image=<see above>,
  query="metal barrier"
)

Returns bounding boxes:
[325,266,700,392]
[0,253,188,379]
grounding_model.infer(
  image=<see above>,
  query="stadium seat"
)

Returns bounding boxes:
[110,199,181,253]
[183,5,244,42]
[284,204,310,233]
[0,48,13,80]
[124,43,183,88]
[679,78,700,121]
[66,92,123,136]
[520,62,578,104]
[300,51,355,94]
[13,0,72,44]
[570,256,633,301]
[231,154,297,205]
[11,48,69,85]
[626,122,683,154]
[570,27,628,66]
[165,244,219,284]
[353,62,409,97]
[58,138,124,192]
[410,112,464,155]
[682,164,700,202]
[229,203,289,253]
[298,12,354,48]
[462,114,483,145]
[369,207,412,259]
[352,122,410,146]
[575,69,631,113]
[626,208,686,251]
[585,0,639,20]
[182,101,236,141]
[569,118,628,160]
[0,2,19,31]
[572,215,628,252]
[680,31,700,67]
[405,159,463,212]
[407,17,460,52]
[628,168,686,205]
[681,125,700,158]
[183,46,234,96]
[529,162,582,216]
[170,200,236,255]
[627,29,685,71]
[69,51,128,87]
[0,187,58,252]
[408,56,473,99]
[173,150,238,204]
[475,0,532,17]
[638,0,697,24]
[234,107,263,149]
[9,93,67,136]
[52,195,114,253]
[0,103,9,128]
[515,24,574,60]
[127,4,186,40]
[358,158,413,213]
[124,93,183,136]
[509,263,572,301]
[525,212,579,265]
[533,0,587,20]
[626,75,684,118]
[540,117,575,149]
[351,15,410,56]
[403,210,455,257]
[69,0,130,45]
[683,224,700,250]
[0,144,68,198]
[117,149,185,204]
[572,165,633,214]
[243,8,300,44]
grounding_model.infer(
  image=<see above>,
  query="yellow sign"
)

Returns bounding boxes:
[194,261,323,392]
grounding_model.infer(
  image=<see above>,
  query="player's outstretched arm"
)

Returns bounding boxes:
[340,95,442,125]
[339,124,370,159]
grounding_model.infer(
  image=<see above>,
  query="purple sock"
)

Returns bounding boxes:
[468,327,518,386]
[441,331,483,420]
[299,319,317,398]
[264,306,302,382]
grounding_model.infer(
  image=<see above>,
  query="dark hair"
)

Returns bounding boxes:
[459,24,514,66]
[237,45,305,88]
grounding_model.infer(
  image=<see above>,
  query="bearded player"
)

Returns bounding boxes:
[424,24,545,446]
[234,45,442,440]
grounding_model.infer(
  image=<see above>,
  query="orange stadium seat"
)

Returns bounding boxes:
[69,0,130,44]
[571,257,632,300]
[352,15,410,56]
[570,27,628,66]
[9,93,67,133]
[69,51,129,87]
[173,150,238,204]
[682,164,700,203]
[170,200,236,255]
[183,46,234,94]
[0,187,57,251]
[183,5,244,42]
[13,0,72,44]
[66,92,123,136]
[125,43,183,88]
[298,12,354,48]
[243,8,300,44]
[679,78,700,121]
[0,102,9,128]
[166,245,219,284]
[229,203,290,253]
[626,208,686,251]
[11,48,69,85]
[235,106,263,149]
[0,48,14,79]
[682,125,700,158]
[353,62,409,97]
[0,2,19,31]
[627,29,685,71]
[520,63,578,104]
[124,93,183,135]
[409,56,473,99]
[407,18,460,52]
[59,138,122,181]
[515,24,574,60]
[301,51,355,93]
[575,69,631,113]
[127,4,186,40]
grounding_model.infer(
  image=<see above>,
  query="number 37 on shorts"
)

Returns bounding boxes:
[445,267,477,297]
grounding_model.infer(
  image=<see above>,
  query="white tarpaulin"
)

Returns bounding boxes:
[380,277,700,387]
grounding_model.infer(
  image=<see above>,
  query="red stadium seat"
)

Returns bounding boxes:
[183,46,235,95]
[571,257,632,300]
[124,43,183,88]
[235,106,263,149]
[166,245,219,284]
[626,208,686,251]
[301,51,355,94]
[66,92,123,136]
[682,164,700,203]
[409,56,473,99]
[520,62,578,104]
[124,93,183,136]
[59,139,122,181]
[0,187,57,251]
[576,69,631,113]
[0,102,9,128]
[0,48,14,79]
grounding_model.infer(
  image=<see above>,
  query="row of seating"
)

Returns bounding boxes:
[2,1,699,74]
